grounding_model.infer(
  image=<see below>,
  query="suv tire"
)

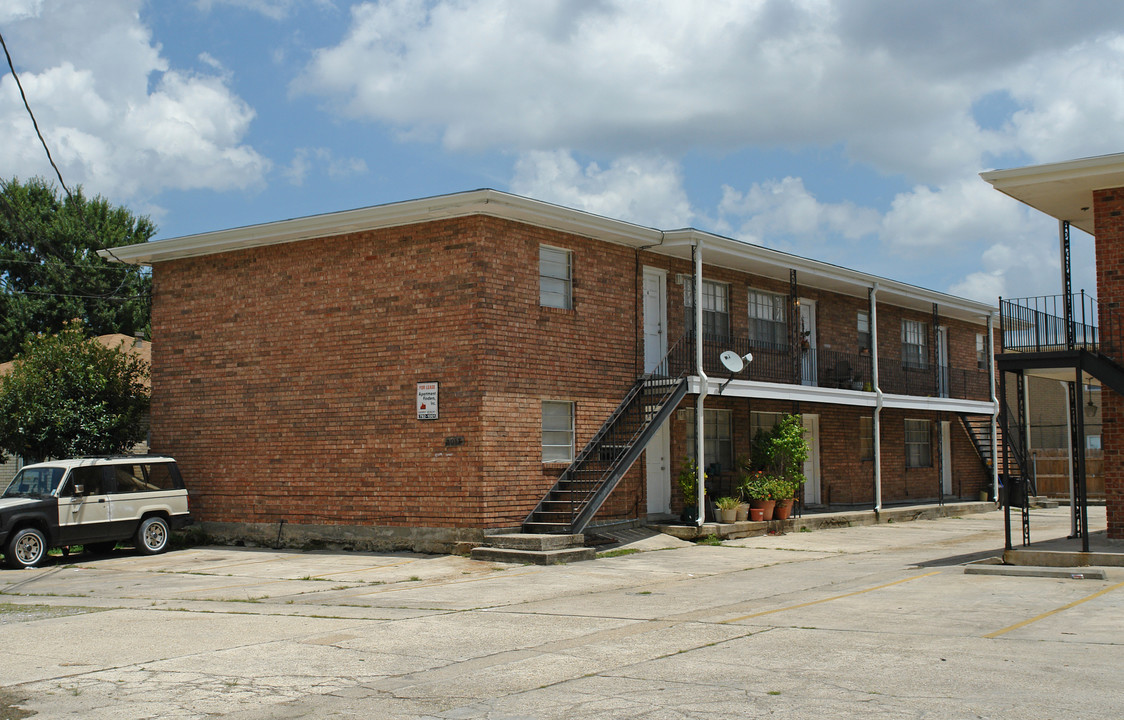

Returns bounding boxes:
[5,527,47,569]
[135,517,170,555]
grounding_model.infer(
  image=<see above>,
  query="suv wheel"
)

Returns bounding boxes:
[136,517,170,555]
[5,527,48,569]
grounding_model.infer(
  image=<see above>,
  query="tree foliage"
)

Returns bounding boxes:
[0,177,154,361]
[0,323,150,462]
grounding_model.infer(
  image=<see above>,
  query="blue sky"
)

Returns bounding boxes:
[3,0,1121,303]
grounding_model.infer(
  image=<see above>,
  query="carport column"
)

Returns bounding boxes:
[989,313,999,504]
[694,240,708,526]
[871,283,883,511]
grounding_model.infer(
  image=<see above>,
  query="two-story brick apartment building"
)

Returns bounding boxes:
[102,190,997,552]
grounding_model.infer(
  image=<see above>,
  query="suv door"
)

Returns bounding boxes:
[57,466,114,545]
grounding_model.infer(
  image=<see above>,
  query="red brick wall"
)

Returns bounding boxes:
[1094,187,1124,538]
[150,216,993,535]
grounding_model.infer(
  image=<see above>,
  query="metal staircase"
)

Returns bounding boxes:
[523,375,688,534]
[523,337,693,535]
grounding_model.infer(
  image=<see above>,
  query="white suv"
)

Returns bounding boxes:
[0,456,192,569]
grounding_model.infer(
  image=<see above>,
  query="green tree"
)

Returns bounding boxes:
[0,323,150,462]
[0,177,154,361]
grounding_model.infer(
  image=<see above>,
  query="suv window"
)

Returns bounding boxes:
[2,467,65,498]
[67,466,107,496]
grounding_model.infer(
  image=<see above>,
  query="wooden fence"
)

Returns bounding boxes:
[1031,448,1104,498]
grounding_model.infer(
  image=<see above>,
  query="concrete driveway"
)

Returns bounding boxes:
[0,506,1120,719]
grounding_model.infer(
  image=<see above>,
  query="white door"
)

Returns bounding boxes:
[941,420,952,496]
[937,326,950,398]
[643,268,667,374]
[645,422,671,515]
[800,299,817,386]
[802,414,822,505]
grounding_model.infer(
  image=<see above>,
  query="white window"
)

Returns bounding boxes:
[747,289,788,350]
[858,311,871,353]
[541,401,574,463]
[902,320,929,370]
[539,245,572,309]
[685,408,733,471]
[905,419,931,468]
[685,279,729,340]
[976,333,987,370]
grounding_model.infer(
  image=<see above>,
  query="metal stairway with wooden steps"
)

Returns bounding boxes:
[522,374,689,536]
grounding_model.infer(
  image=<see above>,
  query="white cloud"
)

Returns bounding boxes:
[0,0,268,203]
[510,150,692,228]
[283,147,368,186]
[716,177,881,245]
[295,0,1124,184]
[194,0,333,21]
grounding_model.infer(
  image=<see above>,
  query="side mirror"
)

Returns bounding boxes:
[72,484,85,496]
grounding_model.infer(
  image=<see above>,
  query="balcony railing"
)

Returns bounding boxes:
[655,333,989,401]
[1000,293,1102,353]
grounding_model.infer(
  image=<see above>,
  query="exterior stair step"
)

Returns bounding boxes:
[469,533,595,564]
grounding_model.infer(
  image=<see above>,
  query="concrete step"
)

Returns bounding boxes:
[481,533,584,551]
[470,546,596,565]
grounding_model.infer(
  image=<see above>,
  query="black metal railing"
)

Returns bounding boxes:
[1000,292,1111,354]
[660,333,987,401]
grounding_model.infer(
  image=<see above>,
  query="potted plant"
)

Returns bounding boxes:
[677,457,706,524]
[758,415,808,520]
[740,470,775,521]
[771,478,797,520]
[715,496,740,524]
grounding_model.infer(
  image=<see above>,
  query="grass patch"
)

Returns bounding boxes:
[696,534,723,546]
[597,548,640,559]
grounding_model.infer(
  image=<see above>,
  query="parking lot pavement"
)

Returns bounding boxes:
[1,506,1121,719]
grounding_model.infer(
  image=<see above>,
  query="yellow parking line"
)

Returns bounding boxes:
[724,570,942,623]
[984,580,1124,639]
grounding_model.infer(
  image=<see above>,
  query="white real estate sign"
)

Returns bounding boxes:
[417,381,438,420]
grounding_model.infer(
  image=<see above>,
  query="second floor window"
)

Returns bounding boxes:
[747,289,788,350]
[858,311,871,353]
[685,279,729,341]
[539,245,572,309]
[902,319,928,369]
[977,333,987,370]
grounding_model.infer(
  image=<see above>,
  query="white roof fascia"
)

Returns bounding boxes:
[99,188,992,323]
[98,189,663,265]
[654,230,994,324]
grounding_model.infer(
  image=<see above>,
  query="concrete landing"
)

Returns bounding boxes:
[650,501,996,541]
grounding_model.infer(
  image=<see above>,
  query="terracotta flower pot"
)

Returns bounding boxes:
[749,507,765,522]
[774,498,794,520]
[750,499,775,521]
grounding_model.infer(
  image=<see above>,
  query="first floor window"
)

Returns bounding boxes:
[748,289,788,349]
[860,416,874,460]
[750,411,783,443]
[902,319,929,369]
[539,245,572,309]
[905,419,932,468]
[686,408,733,471]
[542,401,574,462]
[685,279,730,341]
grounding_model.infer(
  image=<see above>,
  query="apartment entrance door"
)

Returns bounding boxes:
[643,268,667,374]
[800,299,817,386]
[803,414,822,505]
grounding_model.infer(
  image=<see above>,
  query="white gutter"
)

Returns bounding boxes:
[871,283,882,512]
[988,313,999,504]
[694,240,708,527]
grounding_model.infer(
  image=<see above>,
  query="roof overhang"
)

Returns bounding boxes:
[980,152,1124,234]
[100,188,994,325]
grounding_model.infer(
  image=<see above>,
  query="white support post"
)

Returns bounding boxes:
[871,283,882,512]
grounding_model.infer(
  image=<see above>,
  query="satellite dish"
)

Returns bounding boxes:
[720,351,745,374]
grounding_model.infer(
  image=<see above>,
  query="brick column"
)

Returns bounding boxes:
[1093,188,1124,539]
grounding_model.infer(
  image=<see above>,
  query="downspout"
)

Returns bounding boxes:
[988,313,999,504]
[694,239,708,527]
[871,283,883,512]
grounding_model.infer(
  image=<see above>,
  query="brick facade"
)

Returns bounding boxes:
[146,200,994,550]
[1094,188,1124,539]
